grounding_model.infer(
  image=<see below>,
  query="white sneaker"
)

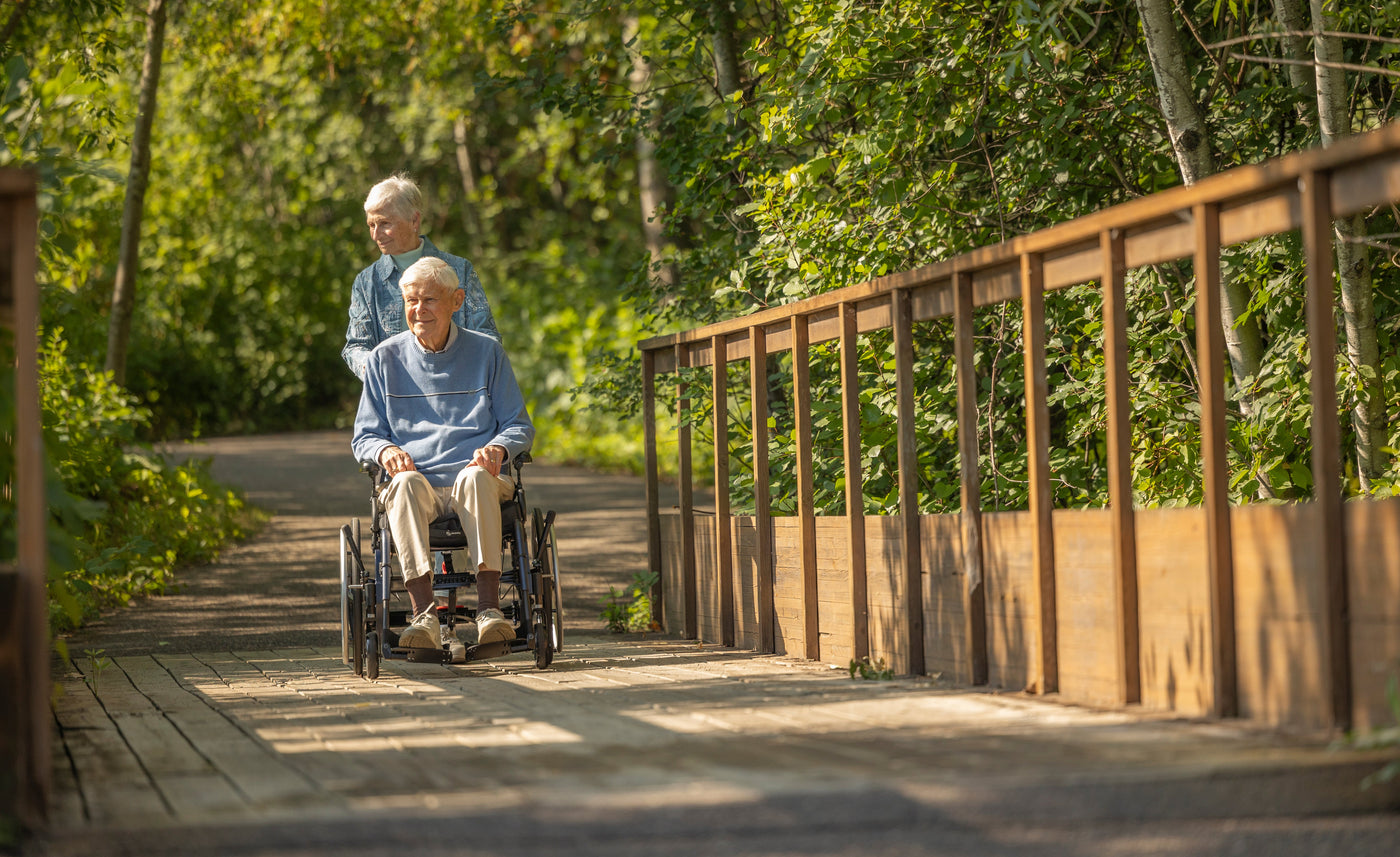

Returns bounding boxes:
[399,608,442,649]
[476,608,514,645]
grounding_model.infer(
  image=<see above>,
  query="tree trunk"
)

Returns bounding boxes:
[1312,0,1382,490]
[105,0,168,385]
[625,16,678,292]
[1134,0,1265,399]
[453,115,483,241]
[1271,0,1316,116]
[708,0,741,98]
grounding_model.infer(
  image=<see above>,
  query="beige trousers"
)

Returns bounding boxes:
[380,466,514,581]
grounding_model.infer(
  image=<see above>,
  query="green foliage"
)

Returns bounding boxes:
[600,570,659,633]
[848,656,893,681]
[8,329,259,631]
[1333,670,1400,791]
[82,647,112,693]
[4,0,1400,530]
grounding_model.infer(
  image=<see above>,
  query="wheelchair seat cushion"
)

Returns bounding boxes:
[428,513,470,550]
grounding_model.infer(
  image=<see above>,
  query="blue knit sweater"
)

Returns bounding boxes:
[351,326,534,488]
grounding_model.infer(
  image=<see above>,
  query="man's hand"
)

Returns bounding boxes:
[379,445,416,477]
[471,444,507,478]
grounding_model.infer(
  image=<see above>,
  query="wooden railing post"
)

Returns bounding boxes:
[642,349,663,628]
[839,302,869,662]
[749,325,775,653]
[712,334,735,646]
[953,271,989,685]
[1302,170,1352,732]
[1194,202,1238,718]
[1020,252,1058,694]
[793,315,820,660]
[1101,229,1141,705]
[893,290,926,675]
[3,172,48,829]
[675,342,697,639]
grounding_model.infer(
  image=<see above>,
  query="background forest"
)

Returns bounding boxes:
[3,0,1399,624]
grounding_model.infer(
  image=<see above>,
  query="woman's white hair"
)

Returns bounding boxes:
[400,256,459,297]
[364,173,423,223]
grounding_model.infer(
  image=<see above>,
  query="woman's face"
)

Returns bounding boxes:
[365,206,421,256]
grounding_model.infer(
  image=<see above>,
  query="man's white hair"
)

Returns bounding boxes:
[364,173,423,223]
[400,256,459,297]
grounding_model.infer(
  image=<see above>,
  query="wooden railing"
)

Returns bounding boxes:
[640,122,1400,733]
[1,169,48,829]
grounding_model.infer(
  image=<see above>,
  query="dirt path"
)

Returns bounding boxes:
[62,430,671,656]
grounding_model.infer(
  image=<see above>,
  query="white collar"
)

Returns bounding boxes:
[414,323,458,355]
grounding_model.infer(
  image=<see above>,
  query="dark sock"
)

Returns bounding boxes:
[476,569,501,611]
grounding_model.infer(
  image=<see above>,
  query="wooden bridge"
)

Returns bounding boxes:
[640,123,1400,736]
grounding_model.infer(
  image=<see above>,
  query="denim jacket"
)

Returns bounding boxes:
[342,236,499,379]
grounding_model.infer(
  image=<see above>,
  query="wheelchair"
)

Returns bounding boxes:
[338,452,562,679]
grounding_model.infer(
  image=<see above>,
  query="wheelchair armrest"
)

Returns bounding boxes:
[360,459,388,486]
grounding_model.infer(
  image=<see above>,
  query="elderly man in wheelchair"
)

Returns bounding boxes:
[345,256,558,675]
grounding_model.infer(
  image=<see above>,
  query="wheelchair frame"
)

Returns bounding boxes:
[338,452,563,679]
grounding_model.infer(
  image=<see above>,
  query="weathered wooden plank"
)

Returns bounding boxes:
[1343,496,1400,732]
[643,348,662,628]
[50,671,170,826]
[713,333,735,647]
[1231,503,1331,730]
[1193,201,1238,719]
[1136,508,1213,718]
[953,271,988,686]
[1301,169,1352,732]
[893,291,926,676]
[80,657,253,820]
[919,514,969,683]
[981,512,1036,693]
[793,315,820,660]
[750,324,775,653]
[676,342,697,639]
[1019,252,1057,695]
[1100,229,1141,705]
[839,302,869,662]
[1053,509,1123,707]
[9,180,47,828]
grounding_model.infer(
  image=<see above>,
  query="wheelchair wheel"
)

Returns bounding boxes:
[365,630,380,680]
[351,586,366,677]
[533,508,563,653]
[339,524,353,666]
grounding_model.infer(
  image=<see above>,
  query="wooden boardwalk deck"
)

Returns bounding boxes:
[29,433,1400,856]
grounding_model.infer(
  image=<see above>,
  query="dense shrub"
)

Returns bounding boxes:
[1,331,258,633]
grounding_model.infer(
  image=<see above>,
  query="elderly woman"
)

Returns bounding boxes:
[342,173,499,380]
[352,256,534,649]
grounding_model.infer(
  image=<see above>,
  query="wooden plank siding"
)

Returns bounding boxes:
[644,123,1400,730]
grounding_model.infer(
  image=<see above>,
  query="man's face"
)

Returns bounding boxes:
[366,207,421,256]
[402,277,464,348]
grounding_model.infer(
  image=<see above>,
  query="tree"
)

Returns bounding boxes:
[1134,0,1266,402]
[1311,0,1382,489]
[104,0,166,385]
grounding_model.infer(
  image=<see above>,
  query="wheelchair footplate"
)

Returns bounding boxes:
[396,639,521,664]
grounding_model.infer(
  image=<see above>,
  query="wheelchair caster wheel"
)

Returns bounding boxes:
[449,639,467,664]
[533,622,553,669]
[365,631,380,680]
